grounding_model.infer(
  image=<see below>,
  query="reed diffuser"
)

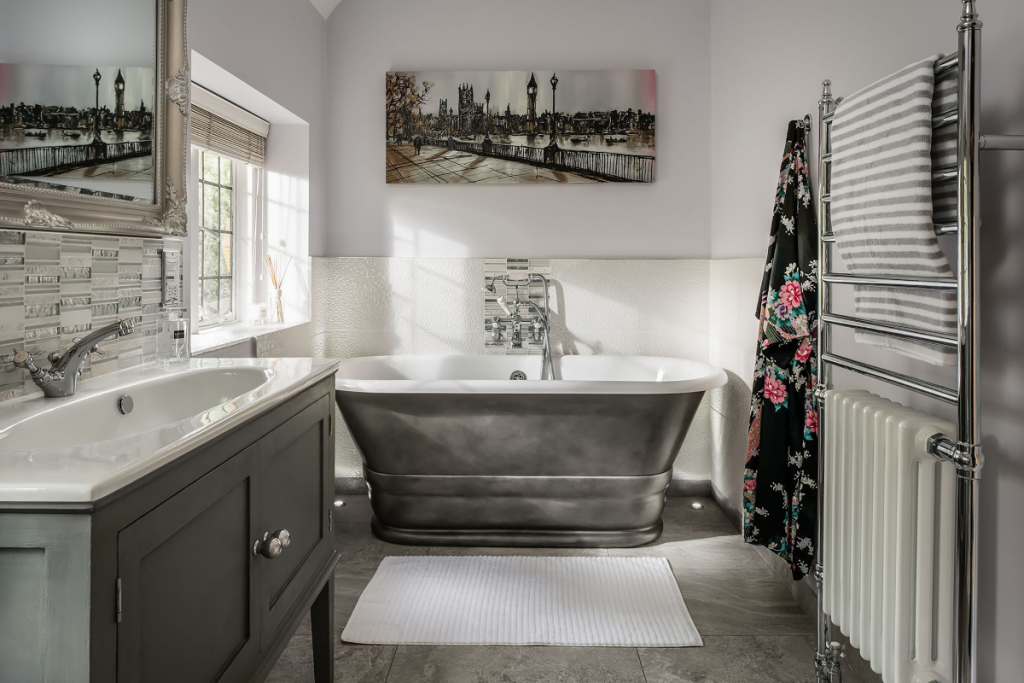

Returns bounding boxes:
[264,254,292,323]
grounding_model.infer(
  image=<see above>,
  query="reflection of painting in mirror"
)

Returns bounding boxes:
[385,69,655,184]
[0,64,155,202]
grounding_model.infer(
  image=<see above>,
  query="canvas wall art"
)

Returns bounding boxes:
[0,64,156,201]
[385,70,655,184]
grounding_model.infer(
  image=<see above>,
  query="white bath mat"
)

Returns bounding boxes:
[341,555,702,647]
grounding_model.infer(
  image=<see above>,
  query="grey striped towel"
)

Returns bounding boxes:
[831,56,957,366]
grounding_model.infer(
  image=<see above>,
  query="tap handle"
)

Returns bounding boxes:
[490,317,504,342]
[4,347,40,373]
[532,318,544,342]
[71,337,104,358]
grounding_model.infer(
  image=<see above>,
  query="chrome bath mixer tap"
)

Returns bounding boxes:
[482,273,555,380]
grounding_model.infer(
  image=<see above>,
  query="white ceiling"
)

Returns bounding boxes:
[308,0,343,20]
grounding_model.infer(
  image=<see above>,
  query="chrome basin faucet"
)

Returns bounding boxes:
[1,318,135,398]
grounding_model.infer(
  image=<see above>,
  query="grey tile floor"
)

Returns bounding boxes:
[266,496,863,683]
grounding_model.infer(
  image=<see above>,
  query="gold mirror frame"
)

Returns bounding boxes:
[0,0,189,238]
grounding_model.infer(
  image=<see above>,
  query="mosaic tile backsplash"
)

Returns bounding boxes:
[0,229,177,400]
[483,259,551,355]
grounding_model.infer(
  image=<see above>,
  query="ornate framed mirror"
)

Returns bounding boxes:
[0,0,188,237]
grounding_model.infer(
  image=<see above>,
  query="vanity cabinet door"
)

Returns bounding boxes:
[258,394,333,646]
[116,444,261,683]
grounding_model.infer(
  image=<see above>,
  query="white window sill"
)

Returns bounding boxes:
[190,320,309,356]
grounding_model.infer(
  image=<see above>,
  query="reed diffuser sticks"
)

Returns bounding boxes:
[264,254,292,323]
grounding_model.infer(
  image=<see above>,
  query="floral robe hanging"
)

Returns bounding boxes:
[742,119,819,580]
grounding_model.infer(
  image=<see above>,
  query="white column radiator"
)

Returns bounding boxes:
[822,390,957,683]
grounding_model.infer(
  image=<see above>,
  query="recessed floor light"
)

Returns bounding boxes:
[690,502,704,510]
[333,499,346,508]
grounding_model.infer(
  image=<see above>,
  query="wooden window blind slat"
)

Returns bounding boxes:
[190,104,266,167]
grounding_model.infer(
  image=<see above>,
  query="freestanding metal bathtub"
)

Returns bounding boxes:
[334,355,727,547]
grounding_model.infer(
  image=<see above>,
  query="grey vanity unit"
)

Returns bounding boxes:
[0,373,338,683]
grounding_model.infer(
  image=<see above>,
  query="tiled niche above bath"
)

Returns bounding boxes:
[0,229,178,400]
[483,258,550,356]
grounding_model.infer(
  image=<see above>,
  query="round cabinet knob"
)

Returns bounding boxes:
[253,529,291,559]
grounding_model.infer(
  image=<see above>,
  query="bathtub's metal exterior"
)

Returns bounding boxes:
[334,355,723,548]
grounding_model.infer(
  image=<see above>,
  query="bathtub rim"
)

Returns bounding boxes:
[334,354,727,395]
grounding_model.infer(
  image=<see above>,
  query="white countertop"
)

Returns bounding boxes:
[0,357,340,505]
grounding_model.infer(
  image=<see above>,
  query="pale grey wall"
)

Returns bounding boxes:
[0,0,154,65]
[188,0,328,256]
[709,2,1024,679]
[264,124,312,322]
[324,0,712,259]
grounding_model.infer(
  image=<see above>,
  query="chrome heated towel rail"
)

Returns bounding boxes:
[813,2,1024,682]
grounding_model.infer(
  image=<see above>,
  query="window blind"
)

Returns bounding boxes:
[190,103,266,167]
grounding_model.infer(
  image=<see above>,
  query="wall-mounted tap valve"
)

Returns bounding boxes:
[532,318,544,343]
[509,317,523,348]
[490,317,504,342]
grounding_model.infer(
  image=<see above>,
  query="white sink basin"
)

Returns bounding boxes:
[0,357,341,503]
[0,366,272,451]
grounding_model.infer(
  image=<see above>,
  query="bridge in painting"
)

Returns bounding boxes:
[0,140,152,178]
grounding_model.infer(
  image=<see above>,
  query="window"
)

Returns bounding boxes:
[188,89,269,331]
[196,149,235,325]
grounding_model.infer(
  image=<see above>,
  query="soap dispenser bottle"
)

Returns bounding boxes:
[157,310,190,368]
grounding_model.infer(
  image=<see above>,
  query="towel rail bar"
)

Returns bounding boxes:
[822,273,958,289]
[936,53,959,74]
[821,312,958,346]
[821,352,958,404]
[933,165,959,182]
[981,134,1024,150]
[819,137,1018,165]
[933,109,959,127]
[822,223,957,242]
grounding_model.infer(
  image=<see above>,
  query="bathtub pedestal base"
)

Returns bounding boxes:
[370,516,664,548]
[364,468,672,549]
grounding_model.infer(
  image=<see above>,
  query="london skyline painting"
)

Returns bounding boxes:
[0,64,156,201]
[385,69,656,184]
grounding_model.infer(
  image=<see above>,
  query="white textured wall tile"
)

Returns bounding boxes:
[255,322,313,357]
[676,399,713,480]
[549,330,642,358]
[708,258,763,518]
[314,257,715,482]
[637,332,711,363]
[311,330,328,357]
